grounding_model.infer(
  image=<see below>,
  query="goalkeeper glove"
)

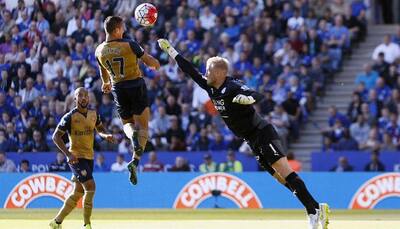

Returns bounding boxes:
[232,94,256,105]
[157,39,179,59]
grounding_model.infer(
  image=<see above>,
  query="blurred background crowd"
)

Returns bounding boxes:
[0,0,398,173]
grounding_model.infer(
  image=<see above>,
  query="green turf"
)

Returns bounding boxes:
[0,209,399,221]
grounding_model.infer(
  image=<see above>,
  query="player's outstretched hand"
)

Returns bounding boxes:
[158,39,179,58]
[157,39,171,52]
[232,94,256,105]
[102,83,111,94]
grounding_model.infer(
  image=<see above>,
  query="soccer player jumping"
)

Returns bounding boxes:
[158,39,330,229]
[50,87,116,229]
[95,16,160,185]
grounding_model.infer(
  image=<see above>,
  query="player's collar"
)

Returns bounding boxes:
[106,38,124,43]
[213,77,229,92]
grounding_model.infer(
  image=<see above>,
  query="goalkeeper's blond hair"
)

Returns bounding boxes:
[206,56,229,72]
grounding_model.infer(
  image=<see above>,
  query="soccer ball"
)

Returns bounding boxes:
[134,3,158,27]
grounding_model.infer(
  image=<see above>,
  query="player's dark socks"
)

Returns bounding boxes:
[284,182,294,192]
[132,158,139,167]
[256,155,294,192]
[285,172,318,215]
[131,131,144,157]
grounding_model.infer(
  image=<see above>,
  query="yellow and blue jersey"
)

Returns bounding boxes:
[95,38,145,84]
[57,108,102,160]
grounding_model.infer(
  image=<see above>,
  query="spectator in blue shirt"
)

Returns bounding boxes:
[209,132,228,150]
[224,16,240,40]
[332,129,359,151]
[351,0,367,17]
[99,94,113,124]
[243,70,258,90]
[328,105,349,127]
[17,11,30,33]
[70,43,87,67]
[392,26,400,45]
[367,89,383,118]
[328,15,350,48]
[229,0,245,16]
[233,53,252,77]
[36,11,49,33]
[210,0,225,16]
[384,113,400,139]
[175,18,188,41]
[192,128,210,151]
[185,30,201,55]
[0,92,13,116]
[0,129,15,152]
[287,76,304,101]
[94,153,109,172]
[16,130,32,153]
[355,63,379,90]
[375,77,391,102]
[71,19,90,43]
[281,2,294,20]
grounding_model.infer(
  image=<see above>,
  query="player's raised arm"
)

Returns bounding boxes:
[129,40,160,70]
[141,52,160,70]
[158,39,208,89]
[232,83,265,105]
[96,57,112,94]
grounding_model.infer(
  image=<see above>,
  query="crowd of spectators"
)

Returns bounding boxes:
[0,0,369,172]
[323,27,400,152]
[0,149,246,173]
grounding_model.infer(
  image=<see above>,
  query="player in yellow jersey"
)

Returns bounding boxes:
[49,87,116,229]
[95,16,160,185]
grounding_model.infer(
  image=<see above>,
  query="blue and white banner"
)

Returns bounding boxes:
[1,172,399,209]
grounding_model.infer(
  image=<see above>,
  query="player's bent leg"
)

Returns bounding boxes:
[254,152,294,192]
[81,179,95,227]
[127,107,150,186]
[134,107,150,151]
[51,182,84,227]
[272,157,319,211]
[122,118,138,153]
[122,118,140,185]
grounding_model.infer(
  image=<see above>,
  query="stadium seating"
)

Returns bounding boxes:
[0,0,391,173]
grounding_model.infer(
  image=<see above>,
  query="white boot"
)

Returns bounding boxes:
[308,208,320,229]
[319,203,330,229]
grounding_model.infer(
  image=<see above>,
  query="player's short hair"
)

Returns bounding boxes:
[74,87,88,96]
[104,16,123,34]
[206,56,229,72]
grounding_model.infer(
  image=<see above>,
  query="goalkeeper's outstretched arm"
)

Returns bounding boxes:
[158,39,208,89]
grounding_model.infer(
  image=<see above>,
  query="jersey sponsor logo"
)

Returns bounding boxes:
[173,172,262,209]
[212,99,226,111]
[73,128,93,136]
[4,173,82,208]
[349,173,400,209]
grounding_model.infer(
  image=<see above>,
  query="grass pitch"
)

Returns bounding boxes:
[0,209,399,229]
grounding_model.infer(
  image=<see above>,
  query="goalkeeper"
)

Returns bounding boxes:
[158,39,329,229]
